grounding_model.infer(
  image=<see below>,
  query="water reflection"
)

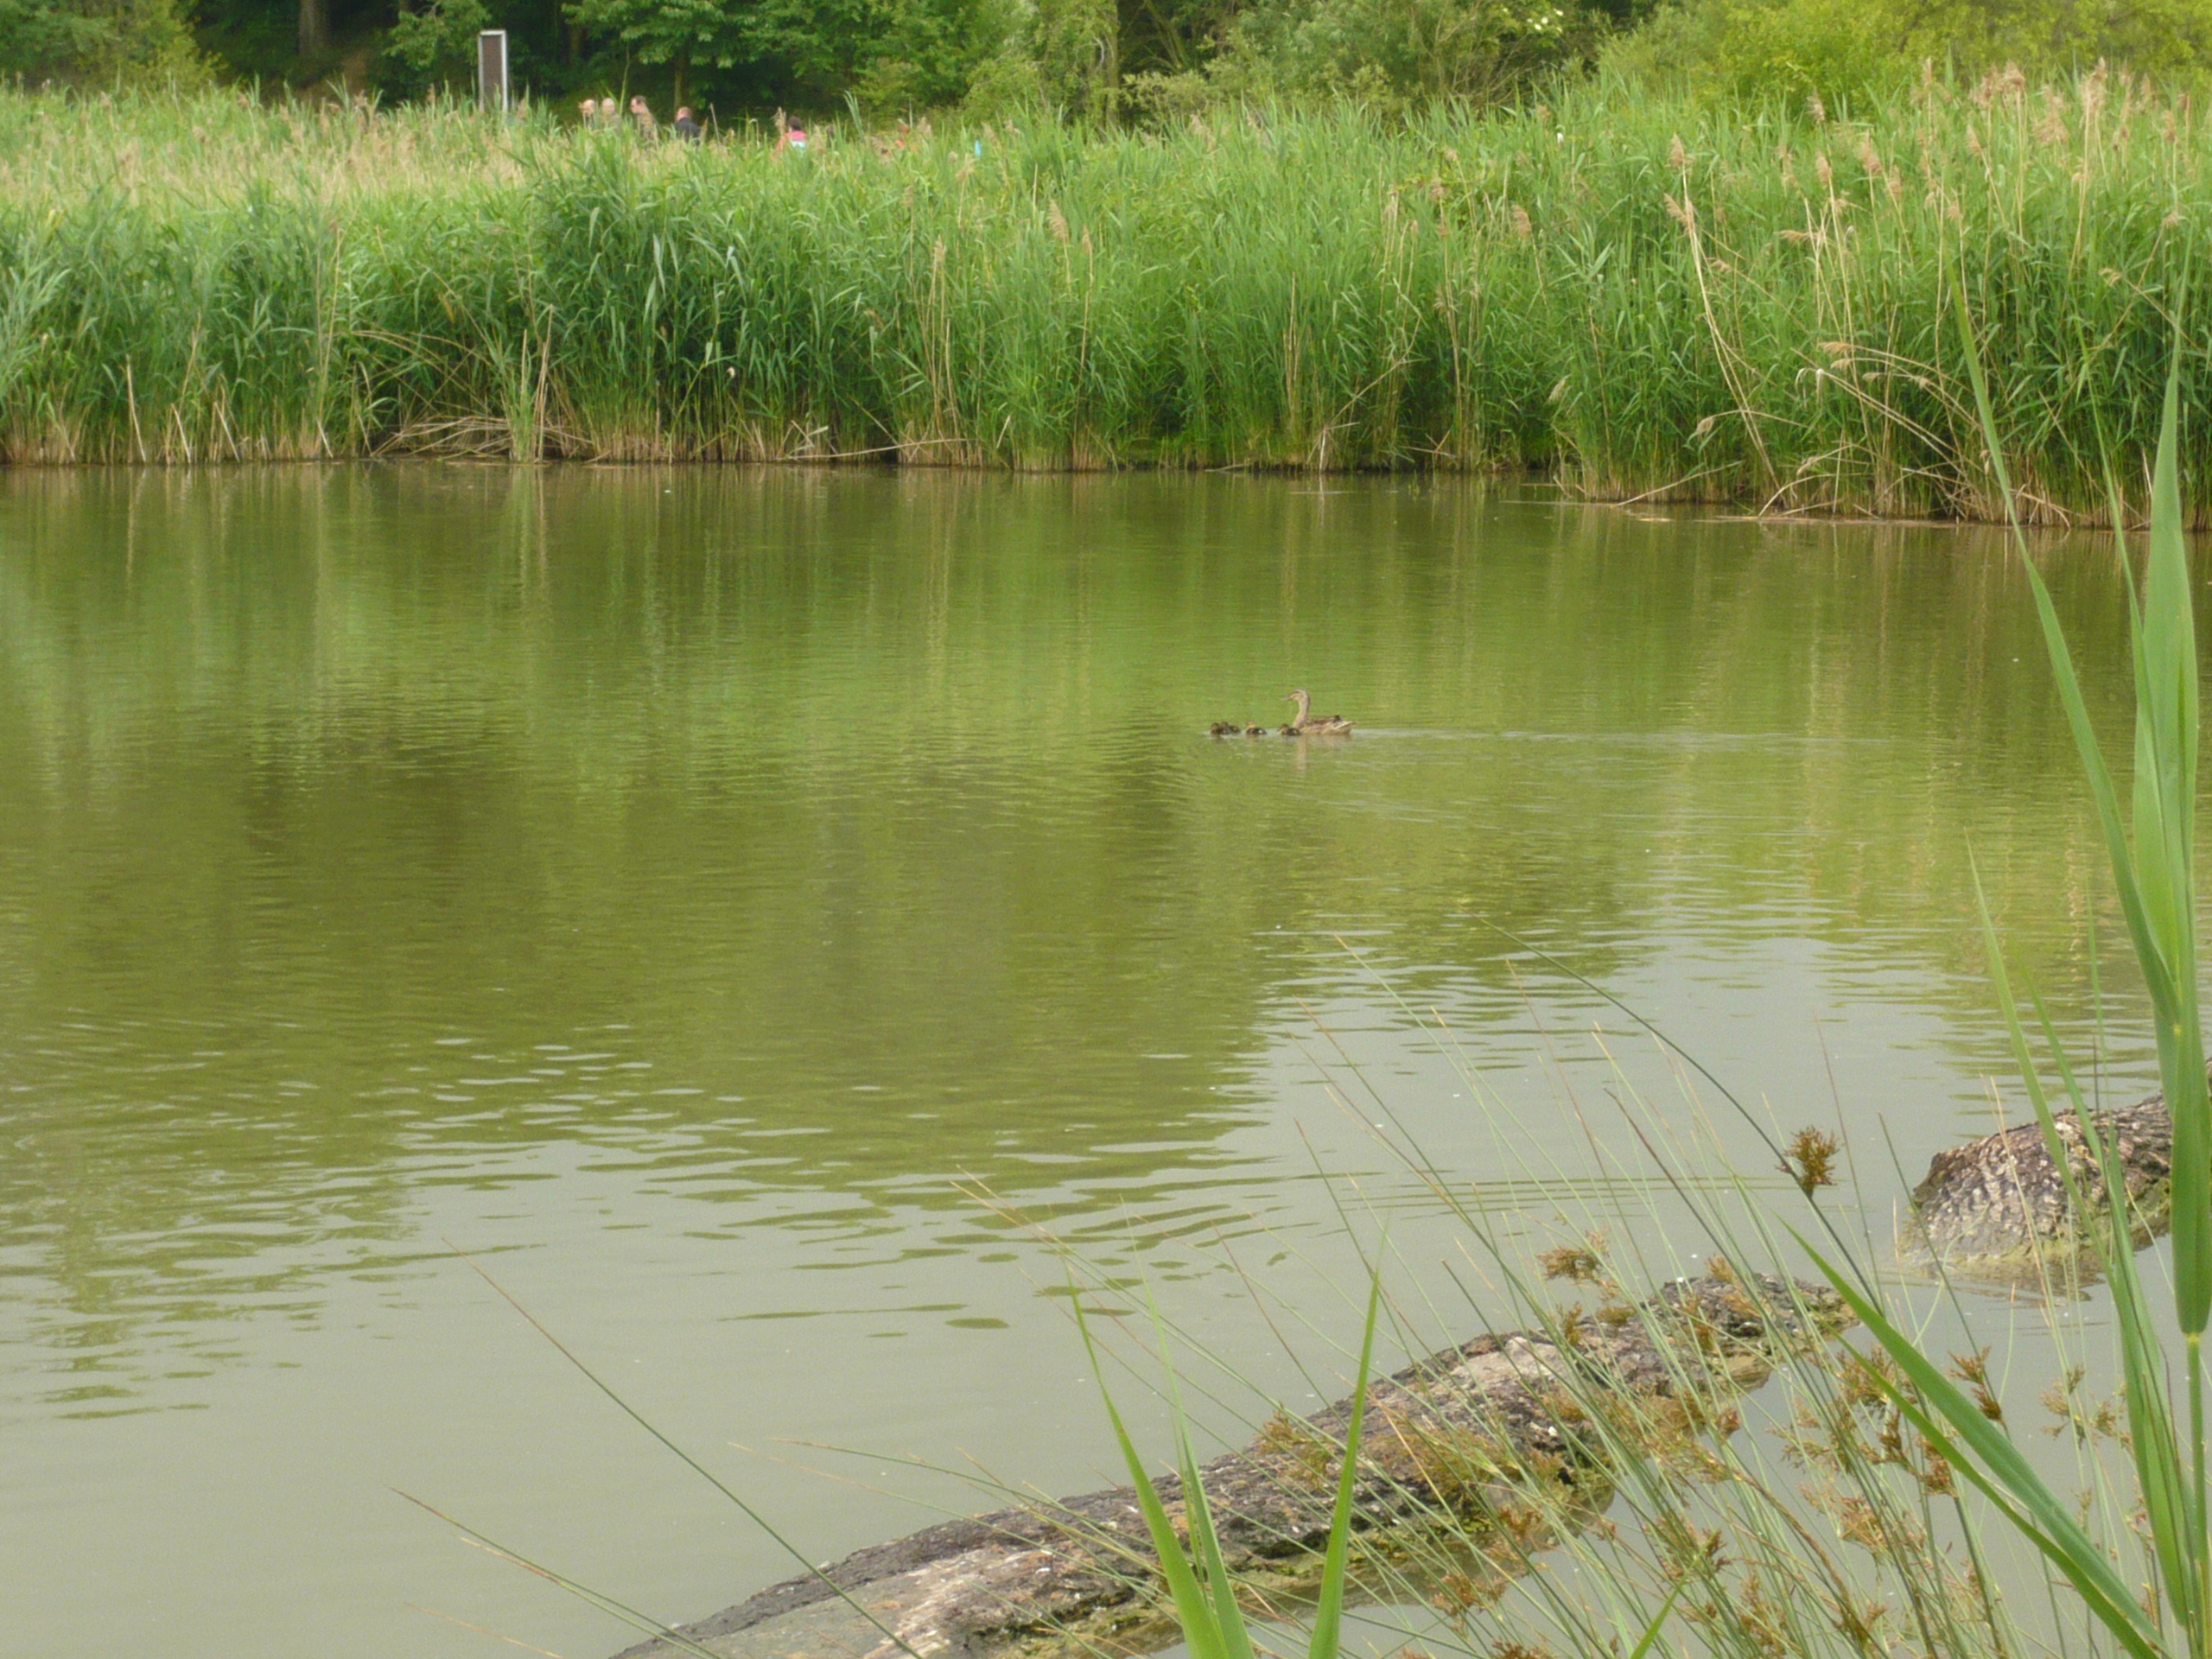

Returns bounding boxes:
[0,464,2172,1659]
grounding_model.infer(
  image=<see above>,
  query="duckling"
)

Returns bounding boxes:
[1244,722,1266,737]
[1209,720,1239,737]
[1285,689,1354,735]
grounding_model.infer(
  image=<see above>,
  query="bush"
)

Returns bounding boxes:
[957,41,1046,113]
[0,0,205,84]
[1033,0,1119,113]
[1220,0,1604,104]
[1598,0,1913,105]
[381,0,489,99]
[1605,0,2212,106]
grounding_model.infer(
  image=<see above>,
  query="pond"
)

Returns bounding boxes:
[0,466,2165,1659]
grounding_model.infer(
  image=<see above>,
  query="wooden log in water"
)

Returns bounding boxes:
[1903,1079,2183,1270]
[612,1273,1843,1659]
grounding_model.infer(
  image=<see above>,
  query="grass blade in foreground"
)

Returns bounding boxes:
[1081,1266,1383,1659]
[1808,305,2206,1659]
[441,1250,928,1659]
[1977,860,2202,1639]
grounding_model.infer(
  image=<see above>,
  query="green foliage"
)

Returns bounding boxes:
[1606,0,2212,107]
[561,0,842,100]
[1598,0,1913,105]
[855,0,1019,109]
[957,40,1045,113]
[1891,0,2212,82]
[126,0,2212,122]
[384,0,491,92]
[1221,0,1598,104]
[556,0,1007,109]
[0,0,113,73]
[0,0,204,82]
[1033,0,1119,112]
[1116,0,1238,75]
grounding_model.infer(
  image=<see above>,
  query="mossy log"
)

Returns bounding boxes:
[1902,1082,2183,1271]
[612,1274,1842,1659]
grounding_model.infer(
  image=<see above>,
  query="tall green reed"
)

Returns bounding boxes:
[0,72,2204,518]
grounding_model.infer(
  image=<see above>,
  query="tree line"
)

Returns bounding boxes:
[1,0,2206,143]
[0,0,1652,119]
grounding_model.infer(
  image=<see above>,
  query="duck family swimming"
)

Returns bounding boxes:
[1210,692,1352,737]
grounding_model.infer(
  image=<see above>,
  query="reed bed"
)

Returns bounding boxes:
[0,72,2202,518]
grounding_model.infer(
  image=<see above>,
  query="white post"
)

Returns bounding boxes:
[476,29,509,112]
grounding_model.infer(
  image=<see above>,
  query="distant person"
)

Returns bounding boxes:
[673,105,702,142]
[775,111,807,154]
[630,94,657,137]
[578,96,597,126]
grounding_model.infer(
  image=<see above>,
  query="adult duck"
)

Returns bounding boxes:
[1285,689,1353,735]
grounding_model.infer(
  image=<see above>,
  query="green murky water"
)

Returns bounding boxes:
[0,467,2164,1659]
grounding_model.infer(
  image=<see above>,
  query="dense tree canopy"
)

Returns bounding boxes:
[181,0,1022,108]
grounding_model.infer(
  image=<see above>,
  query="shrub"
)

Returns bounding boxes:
[1222,0,1603,105]
[0,0,205,84]
[1606,0,2212,105]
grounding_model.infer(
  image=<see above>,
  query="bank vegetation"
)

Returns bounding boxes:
[0,68,2201,518]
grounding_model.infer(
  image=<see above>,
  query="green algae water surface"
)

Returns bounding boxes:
[0,467,2167,1659]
